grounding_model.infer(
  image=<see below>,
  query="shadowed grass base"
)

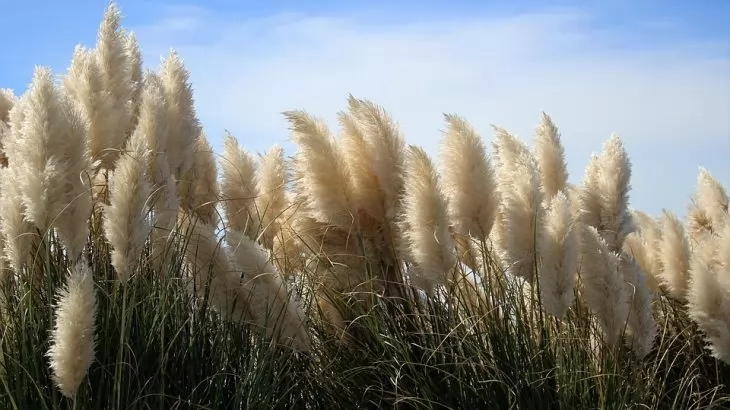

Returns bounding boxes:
[0,230,728,409]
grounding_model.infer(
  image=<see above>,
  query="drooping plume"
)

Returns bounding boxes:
[178,213,242,319]
[533,112,569,200]
[226,229,311,352]
[401,145,456,294]
[440,113,498,240]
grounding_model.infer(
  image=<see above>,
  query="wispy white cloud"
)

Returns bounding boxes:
[131,6,730,217]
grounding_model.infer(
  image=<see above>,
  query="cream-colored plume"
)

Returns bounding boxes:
[0,89,14,166]
[103,129,155,282]
[440,114,498,240]
[619,253,657,358]
[401,145,456,294]
[579,135,633,253]
[538,191,578,319]
[15,67,92,259]
[622,210,662,293]
[580,225,631,346]
[346,95,405,223]
[284,110,355,230]
[533,112,569,200]
[188,132,220,226]
[492,128,543,280]
[255,145,288,250]
[0,88,14,123]
[658,210,691,300]
[62,46,114,174]
[93,2,134,169]
[125,31,143,132]
[0,95,37,271]
[220,133,259,240]
[687,222,730,363]
[687,167,728,243]
[159,51,200,184]
[47,258,97,399]
[134,71,177,273]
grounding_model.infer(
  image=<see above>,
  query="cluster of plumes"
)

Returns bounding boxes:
[0,3,309,400]
[2,6,729,404]
[279,99,665,358]
[625,167,730,363]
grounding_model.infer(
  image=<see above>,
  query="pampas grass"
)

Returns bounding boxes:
[1,3,729,408]
[47,259,97,399]
[400,145,455,294]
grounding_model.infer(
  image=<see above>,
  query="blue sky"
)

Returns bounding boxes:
[1,0,729,217]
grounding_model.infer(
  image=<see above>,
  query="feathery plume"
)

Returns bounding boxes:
[401,145,456,294]
[0,89,14,166]
[220,133,259,240]
[15,67,92,258]
[339,110,382,225]
[533,112,568,199]
[579,135,633,253]
[188,132,220,226]
[687,223,730,363]
[620,253,657,358]
[159,51,200,183]
[103,129,155,282]
[538,191,578,319]
[580,225,631,345]
[441,113,498,240]
[47,258,97,398]
[623,210,663,293]
[255,145,288,250]
[492,128,543,280]
[0,96,37,271]
[346,95,405,223]
[62,46,114,174]
[284,110,355,230]
[687,167,729,242]
[125,31,143,131]
[658,210,691,299]
[0,89,14,123]
[93,2,134,169]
